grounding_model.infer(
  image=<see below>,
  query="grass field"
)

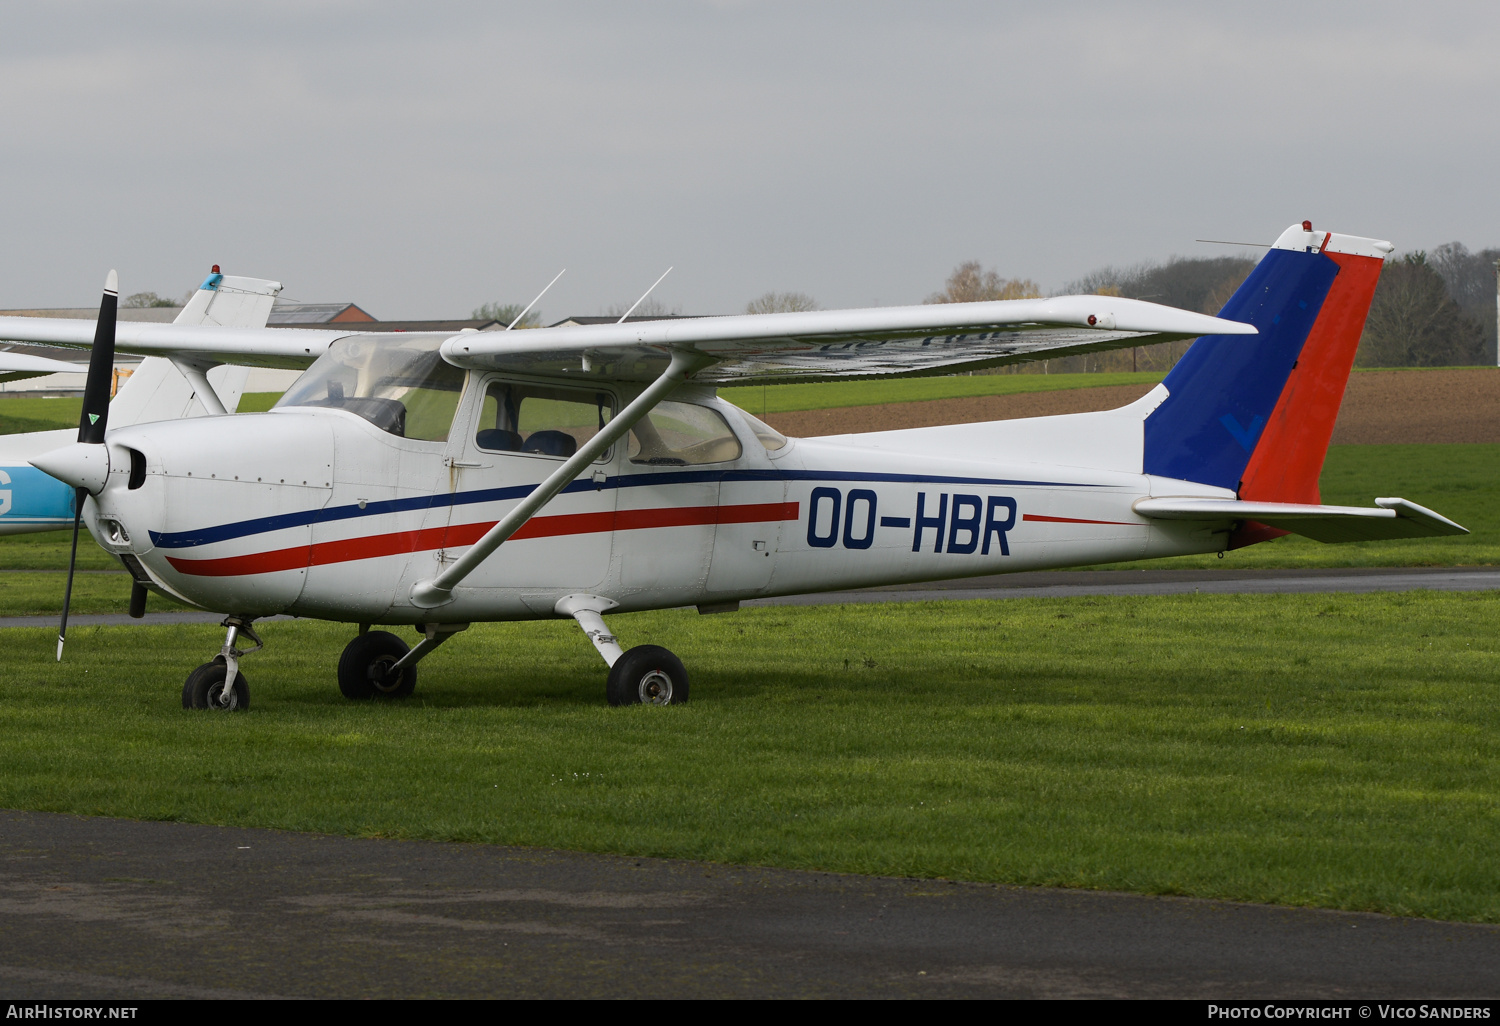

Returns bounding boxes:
[0,395,80,435]
[0,392,278,433]
[1,591,1496,922]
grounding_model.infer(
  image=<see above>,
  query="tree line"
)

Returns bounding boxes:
[917,243,1498,373]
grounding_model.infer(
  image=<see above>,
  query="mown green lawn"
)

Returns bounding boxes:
[0,395,81,435]
[2,592,1496,922]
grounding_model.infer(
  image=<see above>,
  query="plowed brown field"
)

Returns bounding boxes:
[763,368,1500,444]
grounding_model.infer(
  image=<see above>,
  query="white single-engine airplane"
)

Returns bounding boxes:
[5,223,1466,711]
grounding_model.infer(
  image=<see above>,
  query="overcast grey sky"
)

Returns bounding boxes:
[1,1,1496,318]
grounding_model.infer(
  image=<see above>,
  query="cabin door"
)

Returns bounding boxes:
[441,377,619,592]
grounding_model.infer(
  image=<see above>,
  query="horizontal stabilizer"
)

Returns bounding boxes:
[0,350,83,383]
[1133,496,1467,543]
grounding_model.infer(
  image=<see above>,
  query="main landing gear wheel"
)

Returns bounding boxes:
[182,659,250,711]
[607,645,689,707]
[338,631,417,700]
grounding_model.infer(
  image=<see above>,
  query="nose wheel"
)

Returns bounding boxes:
[182,617,260,712]
[182,659,249,711]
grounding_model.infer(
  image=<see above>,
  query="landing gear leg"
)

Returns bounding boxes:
[337,622,469,700]
[182,617,261,712]
[556,594,689,707]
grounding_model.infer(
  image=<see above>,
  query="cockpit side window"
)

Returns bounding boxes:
[476,382,616,459]
[628,401,742,466]
[275,335,466,441]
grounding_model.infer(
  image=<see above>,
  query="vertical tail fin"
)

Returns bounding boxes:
[1143,224,1391,510]
[109,271,283,426]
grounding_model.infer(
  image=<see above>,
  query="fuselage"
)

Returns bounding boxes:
[80,367,1231,624]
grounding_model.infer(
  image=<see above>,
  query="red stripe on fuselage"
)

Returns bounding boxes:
[1022,513,1137,527]
[164,501,800,578]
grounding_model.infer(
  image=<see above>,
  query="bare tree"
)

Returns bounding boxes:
[604,297,680,319]
[1063,255,1254,315]
[1357,252,1486,367]
[746,291,818,314]
[123,291,178,309]
[925,262,1040,304]
[1057,255,1257,373]
[471,302,541,328]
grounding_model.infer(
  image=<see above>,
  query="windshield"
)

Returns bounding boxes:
[275,335,466,441]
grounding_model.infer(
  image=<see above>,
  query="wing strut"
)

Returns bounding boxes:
[409,347,711,609]
[168,358,229,416]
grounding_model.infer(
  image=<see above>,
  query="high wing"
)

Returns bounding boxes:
[1134,497,1468,543]
[0,318,348,371]
[439,296,1255,383]
[0,294,1254,383]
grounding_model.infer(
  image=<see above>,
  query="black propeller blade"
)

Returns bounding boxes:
[57,270,117,662]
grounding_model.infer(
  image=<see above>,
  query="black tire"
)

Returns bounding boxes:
[182,660,249,711]
[338,630,416,700]
[606,645,689,707]
[182,658,219,708]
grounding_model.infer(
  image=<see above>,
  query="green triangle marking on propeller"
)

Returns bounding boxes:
[88,413,99,425]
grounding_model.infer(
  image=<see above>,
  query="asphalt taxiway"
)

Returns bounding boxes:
[1,810,1497,999]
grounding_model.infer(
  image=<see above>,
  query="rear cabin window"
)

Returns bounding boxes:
[475,382,615,459]
[628,402,742,466]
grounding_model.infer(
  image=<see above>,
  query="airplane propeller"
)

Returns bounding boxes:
[55,270,118,661]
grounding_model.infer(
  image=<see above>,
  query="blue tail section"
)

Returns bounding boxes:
[1142,248,1339,492]
[0,464,78,532]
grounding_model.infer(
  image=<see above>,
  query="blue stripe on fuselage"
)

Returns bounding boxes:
[147,467,1106,550]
